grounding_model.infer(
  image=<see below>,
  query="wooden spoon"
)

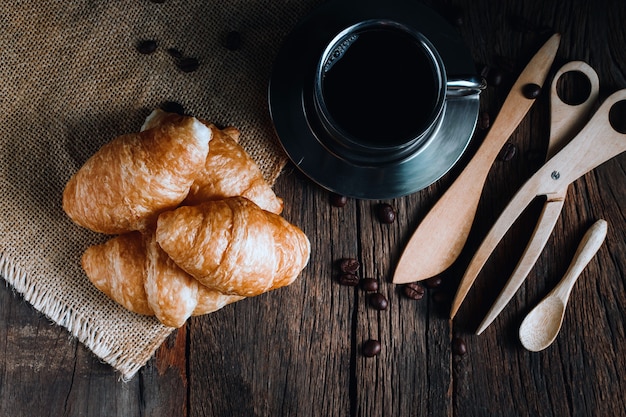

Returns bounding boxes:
[518,219,607,352]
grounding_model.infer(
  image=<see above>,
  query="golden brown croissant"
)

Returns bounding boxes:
[63,111,212,234]
[155,196,310,297]
[82,232,153,316]
[141,110,283,214]
[81,231,244,327]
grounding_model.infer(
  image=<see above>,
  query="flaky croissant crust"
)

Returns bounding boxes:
[69,110,309,327]
[142,110,283,214]
[156,197,310,297]
[63,113,211,234]
[82,231,244,328]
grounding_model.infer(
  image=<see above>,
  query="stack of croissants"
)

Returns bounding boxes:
[62,109,311,328]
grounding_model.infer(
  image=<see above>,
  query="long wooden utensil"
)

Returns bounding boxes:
[475,61,599,335]
[393,33,561,284]
[450,88,626,318]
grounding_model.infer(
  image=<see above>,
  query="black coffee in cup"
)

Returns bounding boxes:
[318,22,443,149]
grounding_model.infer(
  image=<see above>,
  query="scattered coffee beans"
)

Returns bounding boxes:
[484,67,504,87]
[362,339,381,357]
[369,293,388,310]
[498,142,517,161]
[164,47,200,73]
[522,83,542,99]
[452,337,467,356]
[166,48,184,59]
[330,193,348,207]
[338,258,360,274]
[361,278,379,292]
[176,57,200,73]
[137,39,158,55]
[338,273,360,287]
[376,203,396,224]
[423,276,443,289]
[403,282,425,300]
[160,101,185,115]
[225,31,242,51]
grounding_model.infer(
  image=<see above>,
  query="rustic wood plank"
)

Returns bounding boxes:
[188,173,356,417]
[448,1,626,416]
[139,328,189,416]
[1,1,624,417]
[0,285,142,417]
[354,192,454,417]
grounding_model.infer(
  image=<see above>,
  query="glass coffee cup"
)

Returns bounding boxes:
[311,19,484,164]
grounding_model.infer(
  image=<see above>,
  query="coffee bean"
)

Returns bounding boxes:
[522,83,542,99]
[403,282,425,300]
[423,276,443,289]
[137,40,158,54]
[369,292,388,310]
[150,0,166,3]
[166,48,184,59]
[376,203,396,224]
[176,57,200,73]
[477,111,490,130]
[330,193,348,207]
[452,337,467,356]
[362,339,381,357]
[337,273,360,287]
[225,31,242,51]
[361,278,379,292]
[338,258,360,274]
[160,101,185,115]
[498,142,517,162]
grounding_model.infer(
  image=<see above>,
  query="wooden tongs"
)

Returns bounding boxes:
[450,62,626,323]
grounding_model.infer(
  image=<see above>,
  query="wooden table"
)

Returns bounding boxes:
[2,1,625,416]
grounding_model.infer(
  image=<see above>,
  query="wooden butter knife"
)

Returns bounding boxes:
[393,33,561,285]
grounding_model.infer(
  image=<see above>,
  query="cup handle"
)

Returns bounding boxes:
[446,75,486,97]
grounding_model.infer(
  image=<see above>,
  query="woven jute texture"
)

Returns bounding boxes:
[0,0,320,380]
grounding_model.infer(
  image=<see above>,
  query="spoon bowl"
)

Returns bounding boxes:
[519,296,566,351]
[518,219,607,352]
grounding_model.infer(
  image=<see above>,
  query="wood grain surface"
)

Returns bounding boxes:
[1,0,625,416]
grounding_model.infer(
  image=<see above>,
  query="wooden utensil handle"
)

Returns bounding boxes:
[392,34,561,284]
[536,88,626,197]
[548,61,600,158]
[551,220,607,301]
[475,198,565,334]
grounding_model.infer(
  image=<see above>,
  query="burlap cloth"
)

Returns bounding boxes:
[0,0,321,380]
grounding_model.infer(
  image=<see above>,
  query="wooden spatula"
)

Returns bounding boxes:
[393,33,561,284]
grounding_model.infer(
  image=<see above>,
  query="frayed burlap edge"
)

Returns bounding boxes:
[0,252,172,381]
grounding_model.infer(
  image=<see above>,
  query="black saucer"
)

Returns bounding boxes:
[269,0,480,199]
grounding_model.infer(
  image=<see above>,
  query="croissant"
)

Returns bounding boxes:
[142,110,283,214]
[81,231,244,328]
[156,196,310,297]
[63,111,212,234]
